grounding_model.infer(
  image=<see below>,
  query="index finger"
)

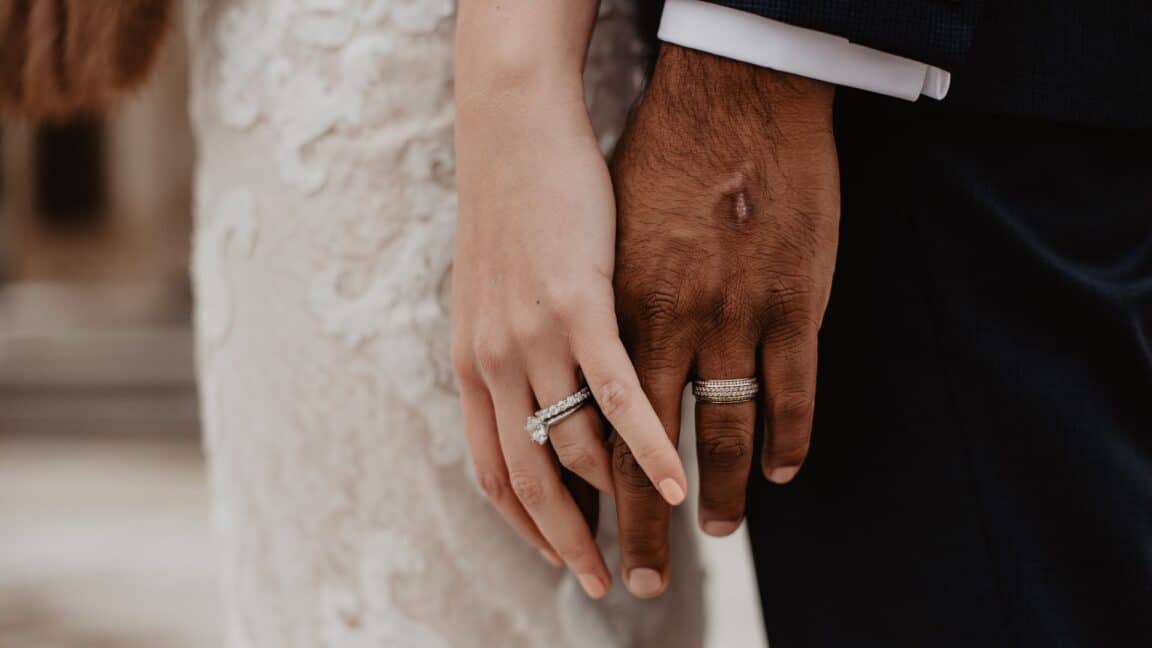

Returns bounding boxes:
[571,324,687,506]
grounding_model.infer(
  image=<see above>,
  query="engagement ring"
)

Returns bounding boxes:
[526,386,592,445]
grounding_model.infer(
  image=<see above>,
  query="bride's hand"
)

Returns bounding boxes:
[453,0,687,600]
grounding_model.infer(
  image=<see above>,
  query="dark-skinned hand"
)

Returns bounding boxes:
[610,44,840,598]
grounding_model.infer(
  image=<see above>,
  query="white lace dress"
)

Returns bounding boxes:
[186,1,704,646]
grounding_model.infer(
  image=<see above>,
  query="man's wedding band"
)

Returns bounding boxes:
[692,377,759,404]
[526,386,592,445]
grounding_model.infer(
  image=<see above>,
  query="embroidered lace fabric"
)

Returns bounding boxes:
[187,1,705,645]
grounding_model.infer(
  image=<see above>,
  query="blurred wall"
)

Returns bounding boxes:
[0,20,220,647]
[0,21,197,437]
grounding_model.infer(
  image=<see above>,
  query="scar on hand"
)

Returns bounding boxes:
[731,190,751,223]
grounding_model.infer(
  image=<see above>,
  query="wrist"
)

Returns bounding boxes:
[455,51,590,141]
[455,83,594,160]
[648,43,834,132]
[456,53,586,108]
[455,0,597,112]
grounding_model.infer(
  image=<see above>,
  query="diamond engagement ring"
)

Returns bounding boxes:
[692,377,759,404]
[526,386,593,445]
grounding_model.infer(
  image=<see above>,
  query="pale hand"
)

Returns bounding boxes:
[452,84,688,599]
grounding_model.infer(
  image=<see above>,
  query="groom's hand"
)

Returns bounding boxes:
[610,44,840,597]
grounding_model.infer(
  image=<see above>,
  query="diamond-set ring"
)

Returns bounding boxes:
[691,377,759,404]
[526,386,592,445]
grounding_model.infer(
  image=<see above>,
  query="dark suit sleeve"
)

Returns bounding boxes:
[701,1,983,69]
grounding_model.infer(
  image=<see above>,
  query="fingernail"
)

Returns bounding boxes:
[766,465,801,484]
[702,519,742,537]
[626,568,664,598]
[538,548,563,568]
[578,573,609,599]
[657,478,685,505]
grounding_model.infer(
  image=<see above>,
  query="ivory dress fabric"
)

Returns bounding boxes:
[186,1,703,646]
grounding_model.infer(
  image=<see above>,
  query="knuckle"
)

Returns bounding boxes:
[761,279,819,335]
[555,542,593,567]
[683,266,753,325]
[546,283,596,321]
[475,470,509,502]
[769,389,815,424]
[699,431,751,472]
[508,470,549,508]
[553,440,597,475]
[684,279,727,320]
[631,439,670,468]
[629,280,682,329]
[613,445,654,492]
[761,315,813,347]
[594,380,631,420]
[451,344,478,384]
[628,333,688,376]
[472,331,514,377]
[621,530,670,563]
[509,313,548,347]
[711,294,755,333]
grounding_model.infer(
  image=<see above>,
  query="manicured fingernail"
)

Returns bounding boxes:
[578,573,609,599]
[626,568,664,598]
[702,519,742,537]
[538,549,563,567]
[766,465,800,484]
[657,478,685,505]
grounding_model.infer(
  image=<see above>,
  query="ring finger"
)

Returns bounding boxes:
[693,340,758,537]
[490,376,613,599]
[459,377,560,564]
[524,358,613,494]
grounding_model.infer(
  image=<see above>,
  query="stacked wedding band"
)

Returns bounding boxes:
[526,386,593,445]
[692,377,760,404]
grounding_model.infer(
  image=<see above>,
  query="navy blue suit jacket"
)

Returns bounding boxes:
[702,1,1152,127]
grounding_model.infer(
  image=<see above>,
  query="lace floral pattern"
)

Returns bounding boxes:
[188,1,704,645]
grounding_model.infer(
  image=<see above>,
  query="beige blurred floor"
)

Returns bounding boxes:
[0,434,223,648]
[0,433,767,648]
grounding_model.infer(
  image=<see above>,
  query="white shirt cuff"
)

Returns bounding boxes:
[658,0,951,101]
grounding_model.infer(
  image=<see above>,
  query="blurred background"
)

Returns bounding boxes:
[0,26,224,648]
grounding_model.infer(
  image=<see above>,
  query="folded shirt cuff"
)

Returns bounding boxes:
[658,0,951,101]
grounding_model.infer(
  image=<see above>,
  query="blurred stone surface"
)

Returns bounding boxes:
[0,429,767,648]
[0,433,222,648]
